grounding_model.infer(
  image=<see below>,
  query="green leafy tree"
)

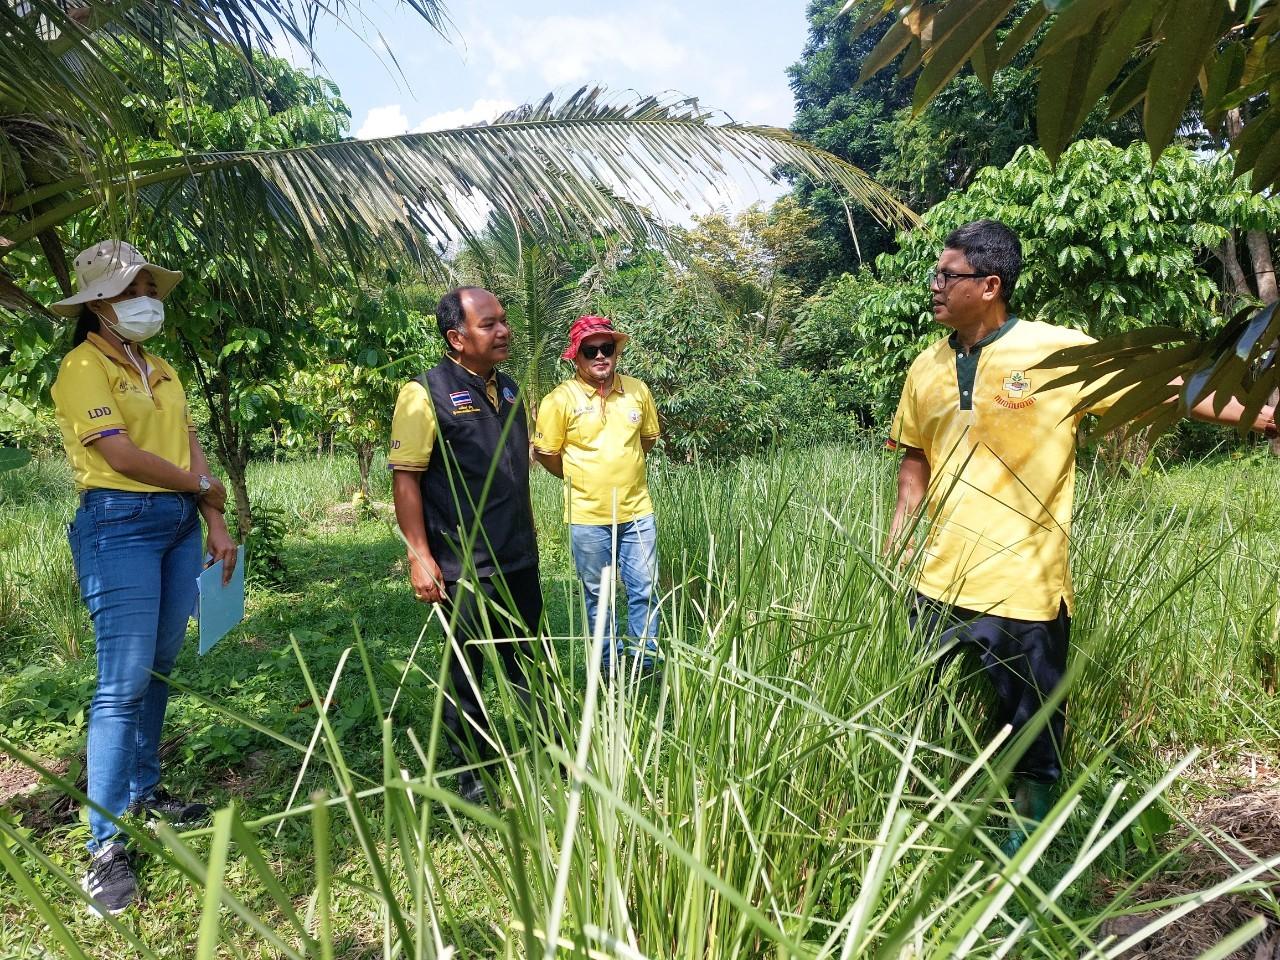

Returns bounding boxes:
[792,140,1280,425]
[297,280,436,500]
[592,255,848,459]
[682,197,827,349]
[122,43,355,538]
[848,0,1280,441]
[786,1,1139,281]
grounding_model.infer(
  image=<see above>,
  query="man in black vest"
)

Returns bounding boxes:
[389,286,542,804]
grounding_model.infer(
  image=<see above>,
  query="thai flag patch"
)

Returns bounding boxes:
[449,390,473,409]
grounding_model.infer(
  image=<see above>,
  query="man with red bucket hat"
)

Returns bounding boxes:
[535,316,662,678]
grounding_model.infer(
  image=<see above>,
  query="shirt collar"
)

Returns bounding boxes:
[449,353,497,384]
[86,332,171,387]
[948,315,1019,354]
[574,373,623,398]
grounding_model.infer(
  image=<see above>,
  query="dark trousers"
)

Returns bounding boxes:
[440,566,544,766]
[911,595,1070,784]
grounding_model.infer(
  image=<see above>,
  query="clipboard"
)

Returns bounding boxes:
[197,546,246,654]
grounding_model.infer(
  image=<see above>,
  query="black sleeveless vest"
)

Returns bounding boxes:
[414,357,537,582]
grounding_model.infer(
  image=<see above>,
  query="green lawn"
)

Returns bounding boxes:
[1,444,1277,958]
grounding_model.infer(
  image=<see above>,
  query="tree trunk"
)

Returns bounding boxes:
[1215,230,1251,300]
[177,333,257,537]
[356,441,374,500]
[226,442,253,541]
[1246,230,1279,303]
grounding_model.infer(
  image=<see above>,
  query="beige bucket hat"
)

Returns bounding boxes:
[50,240,183,318]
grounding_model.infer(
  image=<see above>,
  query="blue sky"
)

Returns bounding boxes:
[279,1,810,215]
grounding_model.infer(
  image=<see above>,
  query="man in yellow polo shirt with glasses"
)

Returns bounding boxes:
[535,316,662,679]
[886,219,1278,854]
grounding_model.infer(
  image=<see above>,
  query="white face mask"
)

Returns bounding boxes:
[108,296,165,342]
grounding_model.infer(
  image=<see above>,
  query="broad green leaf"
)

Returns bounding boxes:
[0,448,32,473]
[1144,0,1229,159]
[859,13,919,84]
[970,30,999,89]
[1203,42,1247,119]
[913,0,1016,111]
[1078,0,1161,117]
[1037,31,1102,160]
[1107,54,1157,119]
[994,3,1050,72]
[1036,0,1116,60]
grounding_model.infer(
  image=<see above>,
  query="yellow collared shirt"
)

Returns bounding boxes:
[51,333,195,492]
[534,374,660,525]
[889,318,1118,621]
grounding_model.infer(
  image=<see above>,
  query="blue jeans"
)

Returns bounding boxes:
[68,491,202,851]
[570,513,660,666]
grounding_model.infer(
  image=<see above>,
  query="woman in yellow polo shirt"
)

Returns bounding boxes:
[48,240,237,917]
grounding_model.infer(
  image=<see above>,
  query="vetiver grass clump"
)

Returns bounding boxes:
[1,443,1277,957]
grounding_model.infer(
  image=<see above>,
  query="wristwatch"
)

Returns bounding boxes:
[197,474,212,495]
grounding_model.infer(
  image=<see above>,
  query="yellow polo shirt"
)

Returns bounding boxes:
[534,374,660,524]
[888,317,1118,621]
[387,359,499,471]
[51,333,195,492]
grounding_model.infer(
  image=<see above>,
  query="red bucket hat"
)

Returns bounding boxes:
[561,315,630,361]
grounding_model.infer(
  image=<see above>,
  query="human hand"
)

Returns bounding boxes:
[409,553,446,604]
[205,524,239,586]
[199,476,228,513]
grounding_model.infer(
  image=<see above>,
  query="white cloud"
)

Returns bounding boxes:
[413,98,517,132]
[473,14,687,87]
[356,104,411,139]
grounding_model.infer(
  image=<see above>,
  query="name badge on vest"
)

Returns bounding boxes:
[449,390,481,416]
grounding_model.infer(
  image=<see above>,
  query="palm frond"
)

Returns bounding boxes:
[4,88,915,281]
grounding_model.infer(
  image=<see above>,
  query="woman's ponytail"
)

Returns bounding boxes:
[72,305,99,346]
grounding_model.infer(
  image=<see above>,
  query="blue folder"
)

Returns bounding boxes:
[197,546,246,654]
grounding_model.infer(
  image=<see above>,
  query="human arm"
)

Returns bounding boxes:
[392,469,445,603]
[91,433,207,494]
[188,432,238,585]
[532,388,568,477]
[534,449,564,478]
[640,384,660,454]
[388,381,445,602]
[1186,393,1277,435]
[884,447,930,557]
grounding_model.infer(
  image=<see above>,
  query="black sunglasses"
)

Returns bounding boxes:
[579,341,616,359]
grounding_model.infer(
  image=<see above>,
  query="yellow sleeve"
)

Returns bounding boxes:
[887,364,924,450]
[533,386,568,455]
[639,382,660,438]
[51,350,127,446]
[1068,333,1127,417]
[389,381,436,470]
[158,356,196,430]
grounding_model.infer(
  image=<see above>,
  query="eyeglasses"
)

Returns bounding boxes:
[931,270,989,290]
[579,341,616,359]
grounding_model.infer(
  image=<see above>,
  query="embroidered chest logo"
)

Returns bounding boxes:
[628,409,641,424]
[448,390,480,415]
[502,386,517,405]
[995,370,1036,409]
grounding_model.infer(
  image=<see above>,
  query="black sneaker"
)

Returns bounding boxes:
[130,787,211,826]
[457,770,488,806]
[81,843,136,917]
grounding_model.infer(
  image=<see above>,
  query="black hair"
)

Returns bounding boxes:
[435,286,485,353]
[943,220,1022,304]
[72,305,100,346]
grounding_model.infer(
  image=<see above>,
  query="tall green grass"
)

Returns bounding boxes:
[1,444,1277,957]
